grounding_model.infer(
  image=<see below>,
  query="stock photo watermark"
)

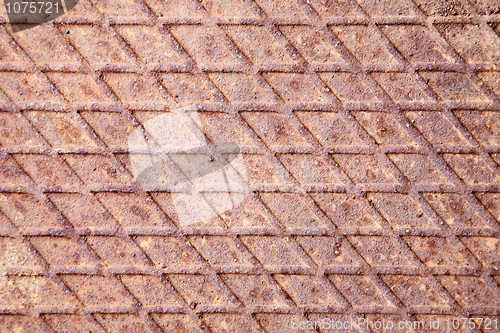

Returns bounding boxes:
[128,105,249,227]
[291,316,499,331]
[4,0,79,32]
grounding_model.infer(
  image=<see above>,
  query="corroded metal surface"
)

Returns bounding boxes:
[0,0,500,331]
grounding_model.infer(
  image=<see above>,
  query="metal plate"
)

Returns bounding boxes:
[0,0,499,331]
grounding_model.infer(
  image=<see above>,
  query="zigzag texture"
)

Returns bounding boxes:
[0,0,500,331]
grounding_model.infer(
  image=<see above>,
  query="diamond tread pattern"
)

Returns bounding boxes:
[0,0,500,332]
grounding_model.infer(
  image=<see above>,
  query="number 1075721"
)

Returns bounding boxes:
[441,317,498,330]
[5,1,61,14]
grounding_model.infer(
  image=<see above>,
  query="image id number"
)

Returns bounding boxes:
[6,1,60,14]
[442,317,498,330]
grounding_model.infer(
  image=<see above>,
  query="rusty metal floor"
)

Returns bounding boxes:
[0,0,500,332]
